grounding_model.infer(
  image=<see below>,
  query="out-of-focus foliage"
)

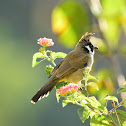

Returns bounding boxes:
[88,68,114,104]
[121,44,126,56]
[90,37,108,55]
[92,0,126,49]
[52,0,91,48]
[100,0,125,47]
[0,22,47,126]
[52,0,126,52]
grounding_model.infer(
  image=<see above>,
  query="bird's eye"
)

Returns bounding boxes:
[87,42,92,46]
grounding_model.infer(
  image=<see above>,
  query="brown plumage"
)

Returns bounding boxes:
[31,32,98,104]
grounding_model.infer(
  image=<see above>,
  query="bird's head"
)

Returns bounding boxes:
[76,32,98,54]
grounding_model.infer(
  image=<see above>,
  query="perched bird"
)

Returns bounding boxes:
[31,32,98,104]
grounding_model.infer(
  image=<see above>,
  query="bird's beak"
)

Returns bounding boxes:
[93,46,98,49]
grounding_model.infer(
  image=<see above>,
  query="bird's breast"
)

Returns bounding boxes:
[87,54,94,69]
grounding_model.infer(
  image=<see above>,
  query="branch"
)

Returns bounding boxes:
[108,98,126,114]
[111,101,121,126]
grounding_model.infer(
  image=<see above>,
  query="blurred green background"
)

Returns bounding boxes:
[1,0,126,126]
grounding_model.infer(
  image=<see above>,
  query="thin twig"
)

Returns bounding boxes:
[111,101,121,126]
[110,120,116,126]
[108,98,126,114]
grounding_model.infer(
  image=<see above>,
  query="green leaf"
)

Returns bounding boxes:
[77,96,92,103]
[52,0,91,48]
[81,88,89,96]
[89,111,96,119]
[77,96,101,109]
[78,96,101,109]
[56,81,69,89]
[112,110,126,126]
[90,114,112,126]
[103,96,118,103]
[87,75,99,82]
[32,52,45,67]
[117,88,126,94]
[77,95,89,103]
[56,90,60,103]
[122,104,126,108]
[89,96,101,108]
[62,100,72,107]
[97,106,108,114]
[77,108,90,123]
[87,82,99,91]
[51,52,66,59]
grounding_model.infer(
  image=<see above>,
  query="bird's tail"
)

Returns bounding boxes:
[31,78,59,104]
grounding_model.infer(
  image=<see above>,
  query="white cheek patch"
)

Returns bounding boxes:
[85,45,91,52]
[85,45,94,55]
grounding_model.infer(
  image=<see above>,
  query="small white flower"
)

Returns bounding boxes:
[82,99,88,104]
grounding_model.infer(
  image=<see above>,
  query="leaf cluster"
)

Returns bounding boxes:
[55,69,126,125]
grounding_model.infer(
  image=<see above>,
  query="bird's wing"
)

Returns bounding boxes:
[48,59,64,78]
[69,55,88,68]
[55,55,89,79]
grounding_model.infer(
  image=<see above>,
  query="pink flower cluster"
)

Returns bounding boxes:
[57,83,80,96]
[37,37,54,47]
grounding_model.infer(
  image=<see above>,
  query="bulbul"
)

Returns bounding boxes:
[31,32,98,104]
